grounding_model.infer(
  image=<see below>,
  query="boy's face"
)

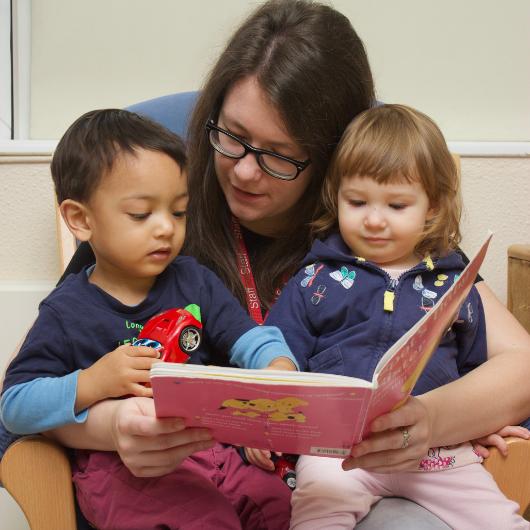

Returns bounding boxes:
[338,175,434,269]
[85,148,187,283]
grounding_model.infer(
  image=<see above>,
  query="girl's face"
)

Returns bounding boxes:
[214,76,312,237]
[338,175,434,269]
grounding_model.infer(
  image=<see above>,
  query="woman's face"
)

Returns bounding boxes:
[215,76,312,237]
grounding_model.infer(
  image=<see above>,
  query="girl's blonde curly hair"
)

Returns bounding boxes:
[313,104,462,258]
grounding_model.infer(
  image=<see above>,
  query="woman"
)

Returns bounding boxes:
[13,0,530,528]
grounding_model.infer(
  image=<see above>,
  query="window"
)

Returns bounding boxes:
[1,0,30,141]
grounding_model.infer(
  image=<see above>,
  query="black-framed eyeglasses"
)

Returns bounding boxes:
[205,120,311,181]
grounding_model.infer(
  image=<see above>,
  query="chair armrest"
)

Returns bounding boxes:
[0,435,77,530]
[507,244,530,333]
[483,436,530,517]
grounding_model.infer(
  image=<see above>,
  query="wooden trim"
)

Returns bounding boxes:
[0,436,77,530]
[483,437,530,516]
[508,244,530,263]
[507,244,530,333]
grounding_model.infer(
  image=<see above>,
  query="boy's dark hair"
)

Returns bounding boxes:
[51,109,187,203]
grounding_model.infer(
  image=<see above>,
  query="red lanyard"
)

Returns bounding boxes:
[232,217,266,325]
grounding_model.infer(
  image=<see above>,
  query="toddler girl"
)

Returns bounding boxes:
[266,104,529,529]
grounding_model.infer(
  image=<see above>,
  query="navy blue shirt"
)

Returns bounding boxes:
[2,256,256,393]
[266,233,487,395]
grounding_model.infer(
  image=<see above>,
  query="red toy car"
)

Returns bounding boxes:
[133,306,202,364]
[272,454,298,490]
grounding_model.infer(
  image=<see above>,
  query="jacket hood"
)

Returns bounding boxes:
[304,233,466,271]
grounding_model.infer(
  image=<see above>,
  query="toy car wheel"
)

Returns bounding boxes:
[179,326,201,352]
[284,471,296,490]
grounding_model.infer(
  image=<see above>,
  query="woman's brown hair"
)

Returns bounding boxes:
[185,0,375,309]
[315,104,462,257]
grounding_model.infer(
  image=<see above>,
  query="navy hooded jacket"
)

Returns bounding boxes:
[266,233,487,395]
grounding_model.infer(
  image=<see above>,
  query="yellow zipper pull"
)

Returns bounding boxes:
[384,290,395,312]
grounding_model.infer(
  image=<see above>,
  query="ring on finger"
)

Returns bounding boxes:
[400,427,410,449]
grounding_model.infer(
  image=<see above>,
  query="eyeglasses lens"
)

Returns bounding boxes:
[209,129,298,180]
[209,129,245,158]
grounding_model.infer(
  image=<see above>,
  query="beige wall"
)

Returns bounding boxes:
[1,155,528,299]
[29,0,530,141]
[0,158,58,280]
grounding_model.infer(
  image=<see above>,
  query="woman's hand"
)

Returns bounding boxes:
[342,396,433,473]
[110,397,215,477]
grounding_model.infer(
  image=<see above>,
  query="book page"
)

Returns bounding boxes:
[152,374,373,456]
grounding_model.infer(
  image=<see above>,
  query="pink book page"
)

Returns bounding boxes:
[362,234,492,437]
[152,375,374,457]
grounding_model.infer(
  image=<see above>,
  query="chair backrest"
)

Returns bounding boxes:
[127,91,199,138]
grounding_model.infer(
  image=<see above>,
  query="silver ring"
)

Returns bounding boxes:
[401,428,410,449]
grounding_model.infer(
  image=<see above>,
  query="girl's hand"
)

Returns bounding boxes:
[110,396,215,477]
[244,447,278,471]
[472,425,530,458]
[342,396,433,473]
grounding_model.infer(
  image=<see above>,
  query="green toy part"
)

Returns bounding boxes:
[184,303,202,323]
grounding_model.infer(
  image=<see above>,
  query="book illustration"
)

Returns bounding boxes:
[219,396,308,422]
[153,371,370,456]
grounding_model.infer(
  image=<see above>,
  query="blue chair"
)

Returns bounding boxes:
[127,90,198,137]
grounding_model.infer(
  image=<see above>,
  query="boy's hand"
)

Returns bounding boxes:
[472,426,530,458]
[244,447,279,471]
[266,357,297,371]
[76,344,161,412]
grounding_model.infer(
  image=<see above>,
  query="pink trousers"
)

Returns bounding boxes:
[291,455,529,530]
[73,444,291,530]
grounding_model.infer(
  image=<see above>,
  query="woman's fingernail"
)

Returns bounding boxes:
[342,459,356,471]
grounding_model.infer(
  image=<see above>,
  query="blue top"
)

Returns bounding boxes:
[266,233,487,395]
[1,256,297,438]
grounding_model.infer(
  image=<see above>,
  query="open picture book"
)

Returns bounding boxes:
[151,233,492,458]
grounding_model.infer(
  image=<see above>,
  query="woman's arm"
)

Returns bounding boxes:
[343,281,530,473]
[46,397,215,477]
[425,282,530,440]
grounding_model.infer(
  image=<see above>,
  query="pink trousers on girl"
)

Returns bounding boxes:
[291,454,529,530]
